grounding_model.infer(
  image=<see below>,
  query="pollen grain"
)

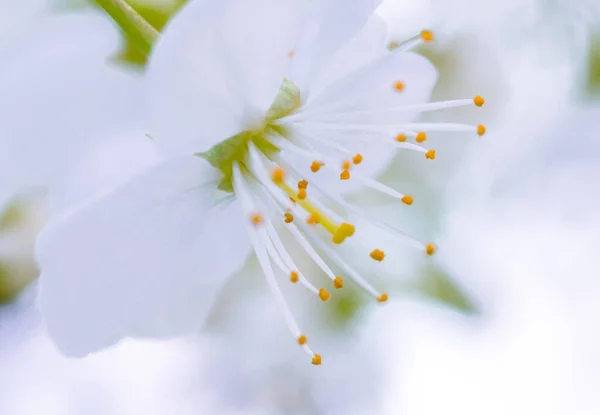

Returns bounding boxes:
[370,249,385,262]
[319,288,331,302]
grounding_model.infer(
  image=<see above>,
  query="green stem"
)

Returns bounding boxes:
[95,0,160,57]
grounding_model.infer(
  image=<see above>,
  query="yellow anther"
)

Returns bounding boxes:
[290,271,299,283]
[377,293,389,303]
[420,29,434,43]
[395,133,407,142]
[250,213,263,226]
[297,335,307,345]
[340,170,351,180]
[332,222,355,244]
[425,149,436,160]
[271,168,285,183]
[342,160,352,170]
[416,131,427,143]
[310,161,324,173]
[284,212,294,223]
[319,288,331,302]
[312,354,322,366]
[474,96,485,107]
[370,249,385,262]
[401,195,414,206]
[352,153,363,165]
[307,212,319,225]
[477,124,486,136]
[333,277,344,289]
[298,179,308,190]
[394,81,405,92]
[425,243,437,256]
[297,188,307,200]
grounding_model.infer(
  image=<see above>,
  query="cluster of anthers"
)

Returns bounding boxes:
[230,30,485,366]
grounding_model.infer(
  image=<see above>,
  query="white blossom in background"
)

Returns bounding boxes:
[376,97,600,414]
[37,0,486,366]
[0,8,140,209]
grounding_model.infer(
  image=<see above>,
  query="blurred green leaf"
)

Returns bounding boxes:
[415,263,479,315]
[585,31,600,98]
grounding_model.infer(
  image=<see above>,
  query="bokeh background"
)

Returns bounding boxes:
[1,0,599,414]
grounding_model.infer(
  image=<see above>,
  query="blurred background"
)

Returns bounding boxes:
[1,0,599,414]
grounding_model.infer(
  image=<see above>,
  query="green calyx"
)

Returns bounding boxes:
[197,78,301,193]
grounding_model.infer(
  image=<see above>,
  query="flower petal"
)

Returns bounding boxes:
[0,12,138,195]
[289,0,382,99]
[37,156,251,357]
[146,0,309,156]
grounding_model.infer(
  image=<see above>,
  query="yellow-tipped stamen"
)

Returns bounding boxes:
[250,213,264,226]
[395,133,407,142]
[331,222,355,245]
[340,170,350,180]
[297,335,307,345]
[426,243,437,256]
[425,149,436,160]
[271,167,285,184]
[352,153,363,165]
[420,29,434,43]
[297,188,307,200]
[284,212,294,223]
[310,161,324,173]
[306,212,319,225]
[290,271,299,283]
[473,96,485,107]
[298,179,308,189]
[333,277,344,289]
[370,249,385,262]
[342,160,352,170]
[477,124,486,136]
[377,293,389,303]
[319,288,330,302]
[394,81,405,92]
[401,195,414,206]
[416,131,427,143]
[312,354,322,366]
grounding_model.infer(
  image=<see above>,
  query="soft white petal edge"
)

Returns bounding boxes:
[36,156,251,357]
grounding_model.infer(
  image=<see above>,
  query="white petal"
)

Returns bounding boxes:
[308,15,389,98]
[308,51,438,114]
[289,0,382,99]
[0,12,138,194]
[37,156,251,357]
[146,0,309,156]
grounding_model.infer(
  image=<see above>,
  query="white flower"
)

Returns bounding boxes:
[37,0,485,363]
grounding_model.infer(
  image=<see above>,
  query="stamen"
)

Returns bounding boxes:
[250,212,264,226]
[310,161,324,173]
[425,149,436,160]
[416,132,427,143]
[333,277,344,289]
[271,167,285,183]
[394,81,405,92]
[298,179,308,189]
[396,133,407,142]
[473,96,485,107]
[332,222,355,244]
[352,153,363,164]
[370,249,385,262]
[297,188,307,200]
[290,271,299,283]
[312,354,322,366]
[284,212,294,223]
[297,335,307,345]
[426,243,437,256]
[340,170,351,180]
[306,212,319,224]
[420,29,434,43]
[342,160,352,170]
[319,288,331,302]
[401,195,414,206]
[477,124,486,136]
[377,293,389,303]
